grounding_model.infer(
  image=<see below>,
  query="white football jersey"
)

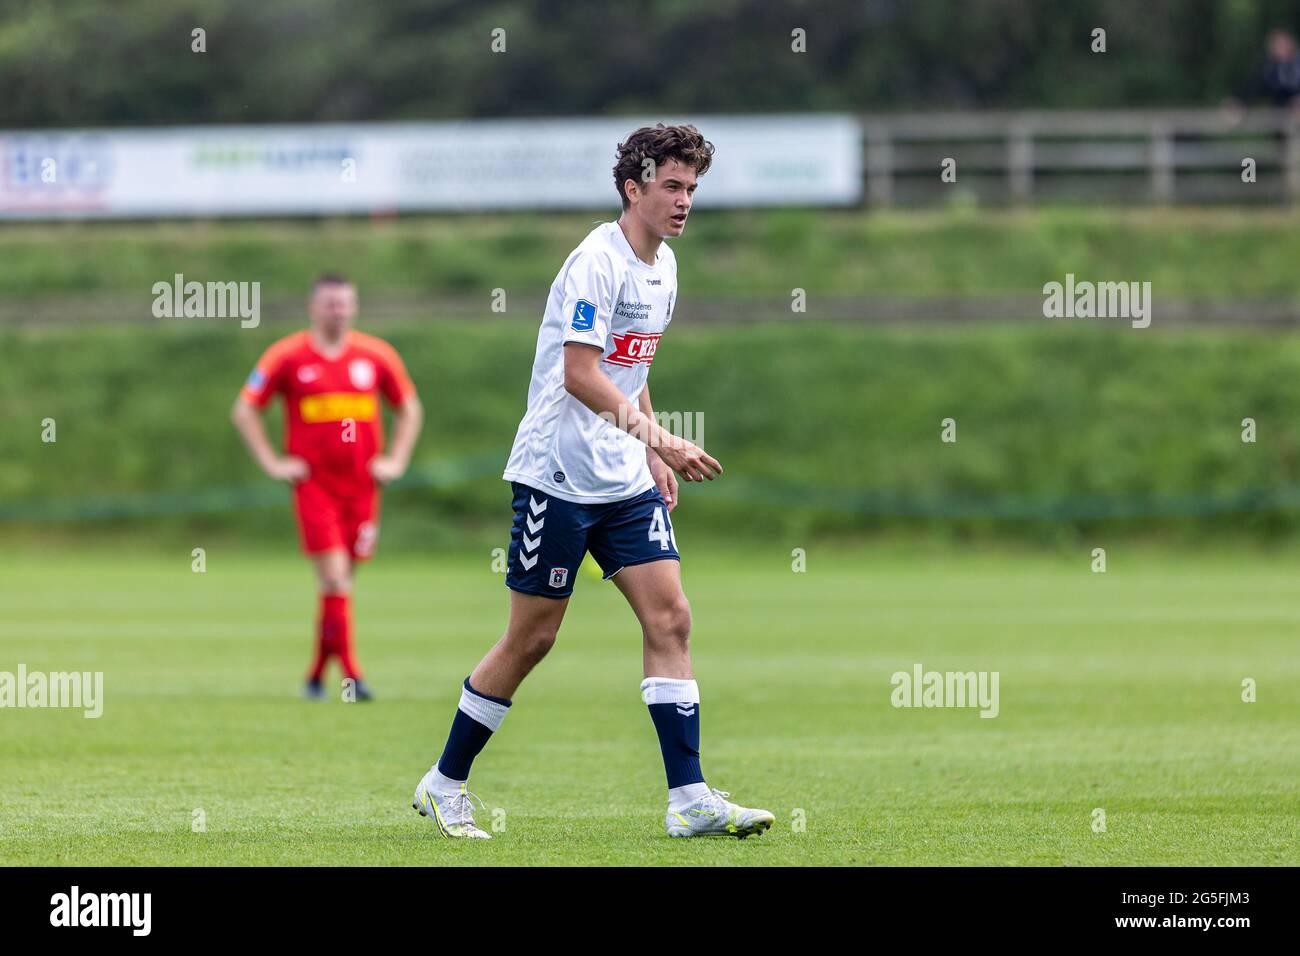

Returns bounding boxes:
[503,221,677,503]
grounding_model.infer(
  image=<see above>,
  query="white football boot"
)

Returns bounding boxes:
[666,788,775,839]
[412,768,491,839]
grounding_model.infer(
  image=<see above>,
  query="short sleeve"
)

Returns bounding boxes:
[376,345,416,406]
[240,343,289,408]
[559,250,617,350]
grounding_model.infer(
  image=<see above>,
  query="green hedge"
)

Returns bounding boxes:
[4,317,1300,544]
[4,208,1300,307]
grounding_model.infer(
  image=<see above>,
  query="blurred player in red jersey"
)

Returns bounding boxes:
[231,274,423,701]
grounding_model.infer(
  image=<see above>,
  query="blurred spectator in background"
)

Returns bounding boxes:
[1226,28,1300,117]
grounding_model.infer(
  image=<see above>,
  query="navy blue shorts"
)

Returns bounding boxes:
[504,482,680,599]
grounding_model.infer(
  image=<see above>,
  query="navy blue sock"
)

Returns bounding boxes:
[436,677,511,781]
[647,703,703,787]
[642,677,704,788]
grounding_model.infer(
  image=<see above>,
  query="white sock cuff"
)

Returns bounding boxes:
[458,681,510,732]
[640,676,700,706]
[432,767,466,790]
[668,782,711,811]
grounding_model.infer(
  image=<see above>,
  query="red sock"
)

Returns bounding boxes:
[309,593,349,682]
[322,593,362,681]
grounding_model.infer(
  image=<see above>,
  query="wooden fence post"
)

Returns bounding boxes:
[1151,123,1174,203]
[865,124,893,208]
[1285,119,1300,205]
[1008,123,1032,203]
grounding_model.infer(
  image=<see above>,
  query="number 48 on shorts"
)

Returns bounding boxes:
[648,505,677,552]
[505,482,680,599]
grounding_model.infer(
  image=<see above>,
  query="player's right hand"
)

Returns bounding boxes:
[266,456,310,483]
[655,439,722,482]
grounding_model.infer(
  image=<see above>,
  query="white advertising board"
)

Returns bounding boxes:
[0,115,861,219]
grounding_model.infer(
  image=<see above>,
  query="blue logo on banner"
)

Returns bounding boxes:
[571,299,596,332]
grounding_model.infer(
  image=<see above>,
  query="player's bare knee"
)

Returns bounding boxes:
[648,596,692,651]
[511,624,558,665]
[522,627,558,665]
[314,553,353,595]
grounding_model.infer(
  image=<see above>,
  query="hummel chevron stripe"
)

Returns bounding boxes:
[522,534,540,552]
[529,496,548,515]
[526,515,544,534]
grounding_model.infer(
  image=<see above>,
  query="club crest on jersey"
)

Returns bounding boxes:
[571,299,597,332]
[605,331,662,367]
[549,567,569,589]
[297,365,321,383]
[348,358,376,390]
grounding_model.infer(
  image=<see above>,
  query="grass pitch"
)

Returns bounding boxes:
[1,543,1296,866]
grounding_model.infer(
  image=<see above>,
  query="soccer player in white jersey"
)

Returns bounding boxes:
[412,123,774,839]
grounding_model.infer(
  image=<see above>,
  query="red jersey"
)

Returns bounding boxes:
[241,330,416,498]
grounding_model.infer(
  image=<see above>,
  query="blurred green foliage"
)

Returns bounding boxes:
[1,0,1295,127]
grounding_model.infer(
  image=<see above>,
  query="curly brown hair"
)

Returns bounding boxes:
[613,123,715,209]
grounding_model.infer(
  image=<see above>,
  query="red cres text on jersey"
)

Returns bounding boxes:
[605,331,662,367]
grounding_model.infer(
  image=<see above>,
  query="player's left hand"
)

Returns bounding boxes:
[648,449,679,512]
[369,455,407,485]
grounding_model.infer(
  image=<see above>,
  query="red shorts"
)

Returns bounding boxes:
[292,479,381,561]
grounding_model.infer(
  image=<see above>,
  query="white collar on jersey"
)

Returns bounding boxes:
[609,220,662,269]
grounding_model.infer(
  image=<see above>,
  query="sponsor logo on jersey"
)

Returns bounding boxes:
[605,331,662,367]
[614,300,652,321]
[553,471,566,483]
[246,368,266,390]
[571,299,597,332]
[348,358,376,390]
[549,567,569,589]
[299,392,378,424]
